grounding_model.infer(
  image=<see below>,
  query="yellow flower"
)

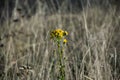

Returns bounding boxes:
[50,29,68,40]
[63,31,68,36]
[63,39,67,44]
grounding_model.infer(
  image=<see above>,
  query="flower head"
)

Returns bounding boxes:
[63,31,68,36]
[63,39,67,44]
[50,29,68,40]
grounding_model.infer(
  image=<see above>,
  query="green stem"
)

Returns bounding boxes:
[57,41,65,80]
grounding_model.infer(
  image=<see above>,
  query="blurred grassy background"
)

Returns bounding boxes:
[0,0,120,80]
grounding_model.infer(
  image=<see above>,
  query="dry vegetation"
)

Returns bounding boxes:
[0,1,120,80]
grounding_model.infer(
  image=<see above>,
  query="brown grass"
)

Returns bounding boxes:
[0,2,120,80]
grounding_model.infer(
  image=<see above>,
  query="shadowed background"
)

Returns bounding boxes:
[0,0,120,80]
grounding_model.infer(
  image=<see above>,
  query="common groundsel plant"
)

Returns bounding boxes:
[50,29,68,80]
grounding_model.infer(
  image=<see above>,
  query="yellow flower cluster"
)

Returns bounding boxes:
[50,29,68,39]
[50,29,68,44]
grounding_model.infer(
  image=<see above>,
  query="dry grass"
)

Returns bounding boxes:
[0,2,120,80]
